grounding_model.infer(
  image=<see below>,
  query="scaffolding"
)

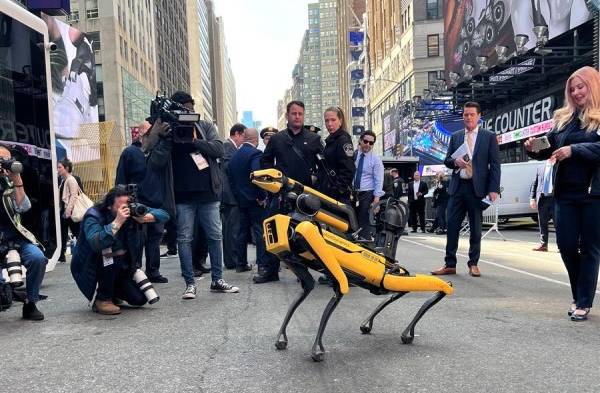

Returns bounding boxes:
[69,121,124,202]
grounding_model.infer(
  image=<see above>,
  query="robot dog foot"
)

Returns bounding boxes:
[275,333,288,350]
[400,290,447,344]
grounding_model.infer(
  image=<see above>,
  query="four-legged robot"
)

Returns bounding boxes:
[251,169,453,362]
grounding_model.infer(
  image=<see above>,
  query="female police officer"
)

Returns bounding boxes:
[316,107,355,204]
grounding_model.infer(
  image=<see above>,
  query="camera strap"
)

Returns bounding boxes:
[284,131,314,174]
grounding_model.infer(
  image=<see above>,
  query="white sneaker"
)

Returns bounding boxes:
[182,284,197,299]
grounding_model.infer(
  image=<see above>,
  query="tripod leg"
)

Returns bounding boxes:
[311,287,343,362]
[275,262,315,350]
[360,292,407,334]
[400,291,446,344]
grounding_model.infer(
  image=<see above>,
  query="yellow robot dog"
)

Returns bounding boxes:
[251,169,453,362]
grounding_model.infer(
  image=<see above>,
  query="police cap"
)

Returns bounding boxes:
[260,127,278,139]
[303,125,321,133]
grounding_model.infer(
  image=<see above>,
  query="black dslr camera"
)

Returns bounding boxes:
[125,184,149,218]
[148,93,201,144]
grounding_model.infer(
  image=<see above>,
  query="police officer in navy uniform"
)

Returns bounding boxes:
[261,101,323,187]
[260,127,278,146]
[257,101,322,284]
[316,107,355,204]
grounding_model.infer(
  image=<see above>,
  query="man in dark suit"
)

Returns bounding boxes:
[431,102,501,277]
[221,123,246,269]
[228,129,269,278]
[407,171,428,233]
[530,159,555,251]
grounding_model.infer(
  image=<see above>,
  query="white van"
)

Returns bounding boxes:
[497,160,545,222]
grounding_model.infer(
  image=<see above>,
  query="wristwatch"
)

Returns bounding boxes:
[111,222,120,232]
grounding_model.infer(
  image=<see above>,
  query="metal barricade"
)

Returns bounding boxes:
[460,204,505,241]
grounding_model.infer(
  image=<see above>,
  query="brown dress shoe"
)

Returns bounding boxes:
[468,265,481,277]
[532,243,548,252]
[93,300,121,315]
[431,266,457,275]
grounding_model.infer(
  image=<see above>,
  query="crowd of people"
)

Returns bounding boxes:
[1,66,599,323]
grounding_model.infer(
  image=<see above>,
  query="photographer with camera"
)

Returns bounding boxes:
[116,120,175,283]
[168,91,239,299]
[0,144,47,320]
[70,186,169,315]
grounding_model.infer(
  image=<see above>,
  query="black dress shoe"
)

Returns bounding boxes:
[253,274,279,284]
[22,302,44,321]
[410,229,417,233]
[148,275,169,283]
[236,265,252,273]
[193,269,204,278]
[318,275,331,285]
[196,264,211,273]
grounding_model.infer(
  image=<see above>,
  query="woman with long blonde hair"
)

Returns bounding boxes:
[525,66,600,321]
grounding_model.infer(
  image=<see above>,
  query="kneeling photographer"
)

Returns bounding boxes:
[0,144,47,320]
[70,186,169,315]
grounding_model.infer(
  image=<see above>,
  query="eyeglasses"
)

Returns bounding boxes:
[361,140,375,145]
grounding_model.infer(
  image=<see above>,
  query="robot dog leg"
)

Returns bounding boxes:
[400,290,447,344]
[294,221,349,362]
[359,292,408,334]
[275,261,315,350]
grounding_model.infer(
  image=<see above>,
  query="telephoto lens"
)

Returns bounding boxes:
[132,269,159,304]
[5,249,23,287]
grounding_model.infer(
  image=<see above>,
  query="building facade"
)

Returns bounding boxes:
[337,0,366,137]
[67,0,159,143]
[207,1,237,137]
[366,0,445,155]
[155,0,189,96]
[280,1,342,129]
[187,0,213,121]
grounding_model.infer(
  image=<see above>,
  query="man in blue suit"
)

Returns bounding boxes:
[228,128,270,280]
[431,102,501,277]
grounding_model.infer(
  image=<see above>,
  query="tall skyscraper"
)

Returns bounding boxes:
[241,111,254,128]
[187,0,213,121]
[66,0,158,142]
[155,0,190,95]
[282,1,341,129]
[207,1,237,138]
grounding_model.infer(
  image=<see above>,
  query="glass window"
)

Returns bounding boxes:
[87,31,101,51]
[427,34,439,57]
[426,0,439,20]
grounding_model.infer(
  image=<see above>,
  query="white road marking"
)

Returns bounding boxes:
[401,237,600,294]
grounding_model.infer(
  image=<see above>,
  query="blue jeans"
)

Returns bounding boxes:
[176,201,223,285]
[1,235,47,303]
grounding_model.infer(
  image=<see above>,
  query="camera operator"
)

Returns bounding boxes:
[70,186,169,315]
[115,120,174,283]
[0,144,47,320]
[169,91,239,299]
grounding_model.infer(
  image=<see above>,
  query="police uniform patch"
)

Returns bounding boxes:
[343,143,354,157]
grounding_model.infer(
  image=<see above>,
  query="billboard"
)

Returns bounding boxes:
[444,0,592,82]
[41,14,98,161]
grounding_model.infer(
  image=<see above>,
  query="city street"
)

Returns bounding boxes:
[2,221,599,393]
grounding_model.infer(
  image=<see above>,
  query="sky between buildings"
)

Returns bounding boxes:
[213,0,313,128]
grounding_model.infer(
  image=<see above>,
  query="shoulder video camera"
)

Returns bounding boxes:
[148,94,201,144]
[0,158,23,174]
[125,184,149,217]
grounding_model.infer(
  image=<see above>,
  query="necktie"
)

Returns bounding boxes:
[354,153,365,189]
[542,162,553,195]
[465,132,474,178]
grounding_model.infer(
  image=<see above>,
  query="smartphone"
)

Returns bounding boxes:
[531,136,550,151]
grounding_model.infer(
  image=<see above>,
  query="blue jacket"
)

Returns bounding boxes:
[527,117,600,196]
[444,128,501,198]
[70,206,169,301]
[228,143,266,208]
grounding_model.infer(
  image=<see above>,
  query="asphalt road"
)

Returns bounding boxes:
[1,222,599,393]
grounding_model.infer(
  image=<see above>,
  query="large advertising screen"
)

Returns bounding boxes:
[0,6,60,261]
[444,0,592,82]
[41,14,99,161]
